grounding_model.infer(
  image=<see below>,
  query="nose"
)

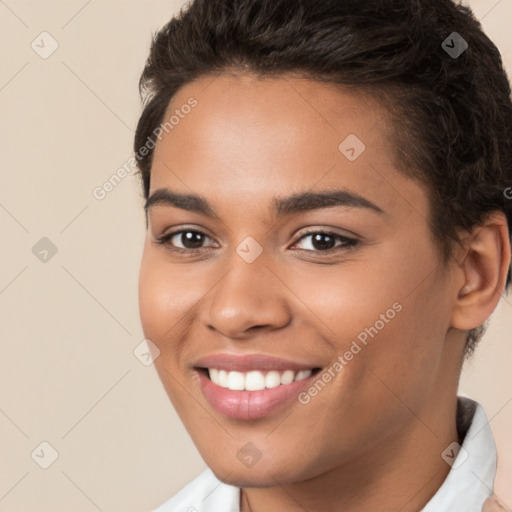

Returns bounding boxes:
[203,251,292,340]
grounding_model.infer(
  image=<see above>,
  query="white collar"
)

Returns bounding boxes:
[153,397,496,512]
[421,396,496,511]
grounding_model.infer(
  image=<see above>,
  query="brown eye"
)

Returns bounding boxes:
[156,229,214,251]
[292,231,358,253]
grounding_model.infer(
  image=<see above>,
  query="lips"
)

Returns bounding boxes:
[193,353,319,372]
[193,353,321,419]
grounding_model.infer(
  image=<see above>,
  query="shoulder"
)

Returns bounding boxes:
[151,468,240,512]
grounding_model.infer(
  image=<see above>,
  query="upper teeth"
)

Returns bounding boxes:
[208,369,312,391]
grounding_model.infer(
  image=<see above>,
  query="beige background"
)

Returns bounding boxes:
[0,0,511,510]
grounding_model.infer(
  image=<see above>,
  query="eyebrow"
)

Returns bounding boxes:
[144,187,384,219]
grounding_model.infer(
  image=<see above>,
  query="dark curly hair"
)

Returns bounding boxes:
[134,0,512,357]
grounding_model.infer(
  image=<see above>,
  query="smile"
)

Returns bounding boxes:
[207,368,313,391]
[193,353,322,420]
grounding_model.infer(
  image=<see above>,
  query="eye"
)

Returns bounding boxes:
[291,230,358,253]
[154,228,358,255]
[155,229,216,252]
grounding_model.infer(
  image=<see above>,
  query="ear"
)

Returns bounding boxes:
[450,211,511,331]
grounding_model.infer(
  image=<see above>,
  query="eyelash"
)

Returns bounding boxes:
[154,228,359,256]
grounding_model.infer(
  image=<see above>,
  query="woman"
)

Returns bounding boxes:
[135,0,512,510]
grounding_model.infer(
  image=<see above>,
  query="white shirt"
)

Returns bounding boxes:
[152,397,496,512]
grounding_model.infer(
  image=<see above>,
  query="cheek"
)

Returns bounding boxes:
[281,254,412,344]
[138,251,202,413]
[138,253,187,372]
[138,260,169,342]
[138,249,195,344]
[288,240,447,391]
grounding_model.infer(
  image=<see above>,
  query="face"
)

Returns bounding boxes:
[138,74,462,487]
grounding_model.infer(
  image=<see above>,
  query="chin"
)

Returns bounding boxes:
[207,455,315,489]
[213,468,285,488]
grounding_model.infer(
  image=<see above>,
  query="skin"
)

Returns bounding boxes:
[138,73,510,512]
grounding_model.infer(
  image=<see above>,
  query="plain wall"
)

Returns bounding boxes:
[0,0,510,510]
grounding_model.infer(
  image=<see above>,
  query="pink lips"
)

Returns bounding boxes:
[194,353,317,372]
[194,353,319,420]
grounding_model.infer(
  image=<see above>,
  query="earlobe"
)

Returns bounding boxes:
[451,211,511,331]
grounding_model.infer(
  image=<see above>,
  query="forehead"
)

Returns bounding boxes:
[149,73,428,220]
